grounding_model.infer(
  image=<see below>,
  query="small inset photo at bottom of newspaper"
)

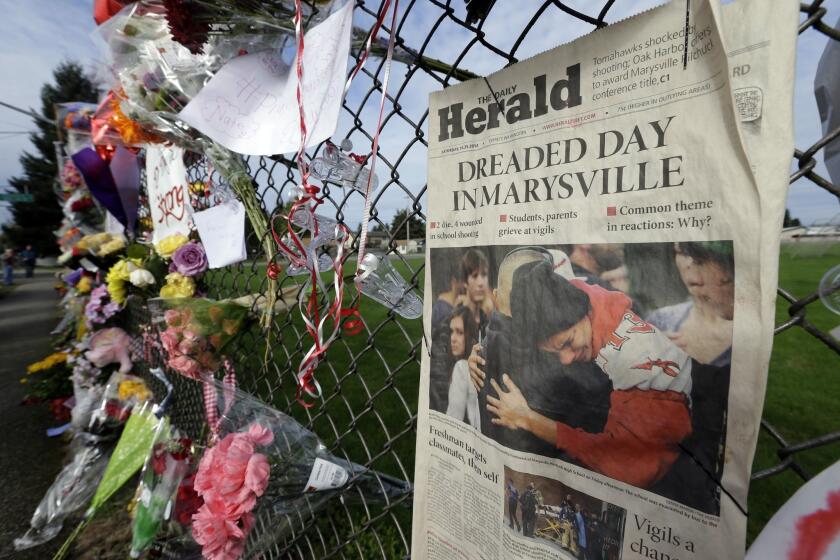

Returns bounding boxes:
[503,465,627,559]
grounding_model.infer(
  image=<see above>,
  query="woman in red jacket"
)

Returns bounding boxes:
[487,260,694,488]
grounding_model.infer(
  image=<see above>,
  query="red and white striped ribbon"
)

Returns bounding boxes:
[270,0,399,407]
[203,360,237,443]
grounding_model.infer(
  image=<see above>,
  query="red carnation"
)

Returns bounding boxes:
[162,0,210,55]
[174,473,204,526]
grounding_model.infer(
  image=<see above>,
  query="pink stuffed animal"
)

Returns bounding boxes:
[85,327,133,373]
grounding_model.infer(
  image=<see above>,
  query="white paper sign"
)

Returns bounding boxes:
[304,458,349,492]
[747,460,840,559]
[145,144,193,243]
[179,0,353,156]
[192,200,247,269]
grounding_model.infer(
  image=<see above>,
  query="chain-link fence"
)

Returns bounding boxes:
[133,1,840,558]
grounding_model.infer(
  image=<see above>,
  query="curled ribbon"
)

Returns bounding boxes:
[267,0,397,408]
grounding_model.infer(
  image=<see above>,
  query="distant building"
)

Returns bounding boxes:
[395,239,421,255]
[780,226,808,240]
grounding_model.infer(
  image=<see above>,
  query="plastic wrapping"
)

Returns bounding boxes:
[819,263,840,315]
[13,371,150,550]
[95,1,284,150]
[182,384,411,560]
[356,253,423,319]
[130,430,193,557]
[309,139,379,194]
[12,433,114,550]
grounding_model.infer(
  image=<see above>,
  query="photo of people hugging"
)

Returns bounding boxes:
[428,242,734,514]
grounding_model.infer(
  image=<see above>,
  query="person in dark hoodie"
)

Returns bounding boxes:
[487,260,694,489]
[470,248,612,458]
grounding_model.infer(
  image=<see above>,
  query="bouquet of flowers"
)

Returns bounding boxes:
[14,371,152,550]
[131,431,194,557]
[20,351,73,404]
[150,297,249,380]
[184,384,411,560]
[96,1,279,324]
[61,158,84,194]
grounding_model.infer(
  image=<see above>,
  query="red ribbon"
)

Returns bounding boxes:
[272,0,397,408]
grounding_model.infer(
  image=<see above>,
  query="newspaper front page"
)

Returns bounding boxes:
[412,1,797,559]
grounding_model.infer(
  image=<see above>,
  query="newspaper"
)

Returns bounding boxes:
[412,1,797,559]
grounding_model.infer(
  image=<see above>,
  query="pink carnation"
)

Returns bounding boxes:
[164,308,187,327]
[247,424,274,446]
[192,425,273,560]
[192,497,244,559]
[167,355,202,379]
[160,328,181,354]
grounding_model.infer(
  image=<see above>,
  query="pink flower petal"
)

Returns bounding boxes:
[247,423,274,446]
[244,453,271,497]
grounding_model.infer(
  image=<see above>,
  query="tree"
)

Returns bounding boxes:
[783,209,802,228]
[2,62,98,256]
[390,208,425,239]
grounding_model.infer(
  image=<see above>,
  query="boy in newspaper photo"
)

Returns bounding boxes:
[472,248,612,457]
[487,259,694,488]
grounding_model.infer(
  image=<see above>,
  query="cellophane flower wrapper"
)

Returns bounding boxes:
[12,432,114,550]
[13,371,152,550]
[88,370,153,433]
[130,427,193,558]
[179,383,411,560]
[149,297,250,379]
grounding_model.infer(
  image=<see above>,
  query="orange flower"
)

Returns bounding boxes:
[110,96,164,145]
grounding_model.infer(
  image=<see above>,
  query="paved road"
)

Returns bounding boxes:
[0,270,68,558]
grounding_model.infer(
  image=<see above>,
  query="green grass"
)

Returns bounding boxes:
[206,256,423,557]
[209,247,840,552]
[747,242,840,543]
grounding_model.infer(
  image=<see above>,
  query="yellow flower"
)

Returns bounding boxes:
[76,276,93,294]
[19,377,27,384]
[78,232,112,253]
[27,352,68,374]
[97,236,126,257]
[118,379,152,402]
[159,272,195,298]
[155,234,189,259]
[107,278,127,305]
[106,258,142,304]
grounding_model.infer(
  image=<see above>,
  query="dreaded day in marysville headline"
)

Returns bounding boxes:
[450,115,682,211]
[434,64,687,212]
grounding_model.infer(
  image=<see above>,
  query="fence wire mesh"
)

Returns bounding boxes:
[131,1,839,558]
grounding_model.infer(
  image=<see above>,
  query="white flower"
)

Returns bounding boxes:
[129,268,156,287]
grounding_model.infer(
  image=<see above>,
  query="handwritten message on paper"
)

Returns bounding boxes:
[193,200,247,268]
[146,145,193,243]
[179,0,353,156]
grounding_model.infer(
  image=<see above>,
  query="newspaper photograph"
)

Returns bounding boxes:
[412,0,798,559]
[504,465,627,559]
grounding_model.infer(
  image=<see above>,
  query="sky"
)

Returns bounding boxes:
[0,0,838,229]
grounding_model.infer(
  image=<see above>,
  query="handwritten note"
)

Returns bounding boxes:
[192,200,247,269]
[145,145,193,243]
[179,0,354,156]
